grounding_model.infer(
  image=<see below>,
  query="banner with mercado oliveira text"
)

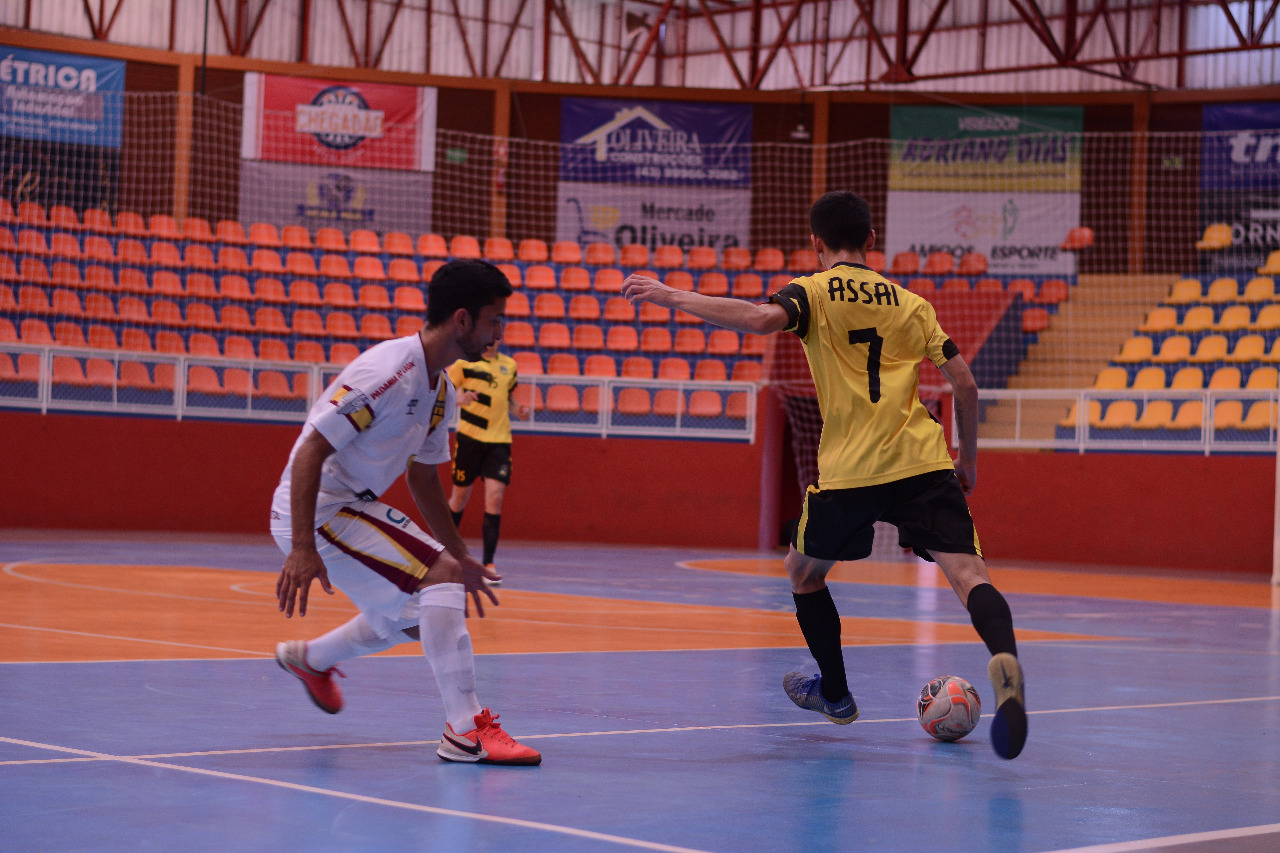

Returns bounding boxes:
[0,47,124,148]
[886,106,1083,276]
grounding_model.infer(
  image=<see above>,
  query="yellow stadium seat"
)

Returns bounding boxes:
[1178,306,1214,332]
[1096,400,1139,429]
[1170,366,1204,389]
[1133,367,1167,390]
[1242,401,1276,431]
[1226,335,1265,363]
[1189,336,1228,364]
[1094,367,1129,389]
[1208,367,1242,389]
[1133,400,1175,429]
[1169,400,1204,431]
[1246,366,1279,389]
[1213,400,1244,431]
[1059,400,1101,428]
[1151,336,1191,363]
[1204,278,1239,303]
[1241,276,1275,302]
[1258,250,1280,275]
[1195,222,1231,250]
[1252,304,1280,330]
[1139,306,1178,332]
[1215,305,1252,331]
[1167,279,1202,304]
[1115,336,1154,363]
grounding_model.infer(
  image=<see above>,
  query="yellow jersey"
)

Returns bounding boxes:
[770,262,959,489]
[447,352,520,444]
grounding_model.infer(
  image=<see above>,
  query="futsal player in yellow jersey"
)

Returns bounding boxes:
[447,343,530,584]
[622,191,1027,760]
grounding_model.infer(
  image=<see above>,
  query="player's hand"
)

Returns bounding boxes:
[954,457,977,494]
[276,546,334,618]
[459,390,480,406]
[513,402,531,421]
[459,555,500,618]
[622,274,677,307]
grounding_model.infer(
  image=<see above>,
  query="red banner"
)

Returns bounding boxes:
[242,73,436,172]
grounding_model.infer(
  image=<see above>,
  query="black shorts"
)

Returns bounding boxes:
[451,434,513,486]
[793,469,982,563]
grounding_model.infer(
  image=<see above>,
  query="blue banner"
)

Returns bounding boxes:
[0,48,125,148]
[1201,101,1280,191]
[560,98,751,187]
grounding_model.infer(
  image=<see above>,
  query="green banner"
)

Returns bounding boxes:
[889,106,1083,192]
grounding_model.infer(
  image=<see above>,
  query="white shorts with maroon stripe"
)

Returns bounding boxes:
[273,499,445,637]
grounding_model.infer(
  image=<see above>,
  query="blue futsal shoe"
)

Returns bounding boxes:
[782,672,859,724]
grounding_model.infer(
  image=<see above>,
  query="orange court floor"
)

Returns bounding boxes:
[2,530,1279,852]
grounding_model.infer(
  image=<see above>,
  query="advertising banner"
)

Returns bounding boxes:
[0,47,125,148]
[242,73,436,172]
[1200,102,1280,274]
[239,161,432,235]
[884,191,1079,277]
[560,98,751,187]
[555,182,749,255]
[889,106,1083,192]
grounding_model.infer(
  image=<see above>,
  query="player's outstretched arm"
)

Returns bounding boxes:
[938,354,979,494]
[622,273,789,335]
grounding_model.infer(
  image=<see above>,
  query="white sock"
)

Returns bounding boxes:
[306,613,403,672]
[418,583,483,734]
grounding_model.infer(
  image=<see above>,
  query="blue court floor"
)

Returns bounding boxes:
[2,530,1279,852]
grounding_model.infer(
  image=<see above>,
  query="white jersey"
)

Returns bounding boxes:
[271,335,456,536]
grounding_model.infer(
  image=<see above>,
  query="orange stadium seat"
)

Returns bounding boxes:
[888,252,920,276]
[957,252,988,275]
[418,233,448,257]
[152,241,188,267]
[325,312,359,340]
[293,341,326,363]
[525,266,557,290]
[698,272,729,297]
[653,245,684,268]
[215,220,249,244]
[732,273,764,299]
[149,214,180,240]
[354,257,387,281]
[568,295,600,320]
[658,357,691,380]
[732,361,763,382]
[395,317,421,336]
[512,351,543,375]
[17,201,47,226]
[388,258,421,283]
[673,329,706,354]
[607,326,639,353]
[686,247,716,269]
[50,232,81,259]
[619,244,649,267]
[538,323,572,349]
[316,228,347,252]
[789,249,820,272]
[584,242,616,266]
[183,244,215,270]
[545,385,579,413]
[115,211,147,237]
[551,241,581,264]
[584,354,616,377]
[287,247,319,274]
[722,247,752,271]
[604,297,635,322]
[182,217,215,242]
[506,293,531,317]
[281,225,313,250]
[320,255,352,278]
[255,307,290,336]
[248,222,282,247]
[350,229,381,254]
[82,208,114,233]
[324,283,357,308]
[517,239,549,263]
[484,237,515,261]
[359,284,392,310]
[572,324,605,351]
[49,205,81,230]
[450,235,481,258]
[695,359,728,381]
[504,321,536,348]
[560,267,591,291]
[754,248,785,272]
[547,353,580,375]
[922,252,955,276]
[360,314,394,340]
[707,329,739,355]
[594,268,624,293]
[19,318,53,345]
[384,232,415,256]
[639,303,670,324]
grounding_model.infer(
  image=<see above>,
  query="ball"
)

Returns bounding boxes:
[917,675,982,742]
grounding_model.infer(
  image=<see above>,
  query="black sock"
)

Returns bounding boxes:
[450,509,463,528]
[967,583,1018,657]
[481,513,501,565]
[793,587,849,701]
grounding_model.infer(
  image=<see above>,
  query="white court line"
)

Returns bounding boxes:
[0,735,711,853]
[6,693,1280,768]
[0,622,272,657]
[1044,823,1280,852]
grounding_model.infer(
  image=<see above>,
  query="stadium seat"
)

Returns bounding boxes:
[395,317,421,336]
[1132,366,1166,390]
[1246,366,1278,389]
[698,272,729,297]
[607,327,640,353]
[292,310,326,338]
[188,333,221,358]
[1167,279,1202,304]
[325,312,359,340]
[731,273,764,299]
[154,329,187,354]
[666,271,694,292]
[1179,306,1215,332]
[551,241,582,264]
[1094,366,1128,390]
[547,353,580,375]
[250,249,285,275]
[584,354,616,377]
[277,224,311,250]
[377,231,412,257]
[687,246,717,269]
[741,334,767,357]
[150,270,184,297]
[0,318,16,343]
[54,322,87,348]
[689,390,723,418]
[1194,223,1231,251]
[1214,304,1251,332]
[312,228,346,253]
[1133,400,1175,430]
[512,351,543,375]
[450,235,481,258]
[1241,276,1275,302]
[116,268,149,295]
[545,385,579,413]
[359,284,392,310]
[17,229,52,256]
[653,389,684,417]
[179,244,213,270]
[707,329,740,355]
[922,252,955,276]
[218,247,251,273]
[1096,400,1139,429]
[538,323,572,349]
[534,293,566,319]
[560,267,592,291]
[1242,401,1276,431]
[146,214,179,240]
[497,263,522,288]
[504,321,536,348]
[506,293,531,317]
[113,211,147,237]
[584,242,616,266]
[789,249,820,272]
[219,305,254,333]
[51,261,84,289]
[1254,304,1280,331]
[972,277,1002,294]
[324,283,357,308]
[50,232,81,259]
[619,244,649,267]
[673,328,705,354]
[1060,227,1094,251]
[694,359,727,381]
[1213,399,1244,431]
[956,252,988,275]
[518,239,549,263]
[17,285,52,315]
[179,217,214,242]
[16,201,47,227]
[1021,307,1050,334]
[1208,366,1242,390]
[215,220,249,244]
[732,361,763,383]
[1259,251,1280,276]
[417,233,448,257]
[888,252,920,277]
[329,343,360,364]
[118,296,154,325]
[256,307,290,335]
[1115,336,1154,363]
[152,300,187,328]
[638,303,670,324]
[1171,366,1204,389]
[293,341,326,363]
[941,277,970,293]
[49,205,81,230]
[1139,306,1178,332]
[594,268,624,293]
[616,387,651,416]
[484,237,515,261]
[360,314,394,340]
[257,370,300,400]
[907,278,936,297]
[863,250,886,274]
[120,327,153,352]
[674,309,702,325]
[658,357,691,380]
[80,208,114,233]
[1152,335,1192,363]
[51,288,84,318]
[1227,335,1265,363]
[604,297,636,322]
[288,280,323,306]
[388,258,421,283]
[568,295,600,320]
[722,247,752,271]
[525,265,557,290]
[116,238,149,267]
[347,229,379,254]
[1205,278,1239,303]
[572,324,605,351]
[320,255,353,278]
[1036,279,1070,305]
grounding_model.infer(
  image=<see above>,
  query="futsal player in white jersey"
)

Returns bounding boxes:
[271,259,540,766]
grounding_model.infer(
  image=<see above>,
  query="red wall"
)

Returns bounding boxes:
[0,411,1270,572]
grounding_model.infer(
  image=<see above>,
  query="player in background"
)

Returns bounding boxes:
[271,259,541,766]
[447,342,531,586]
[621,191,1027,760]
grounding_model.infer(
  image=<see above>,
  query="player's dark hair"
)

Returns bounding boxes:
[425,259,513,327]
[809,191,873,253]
